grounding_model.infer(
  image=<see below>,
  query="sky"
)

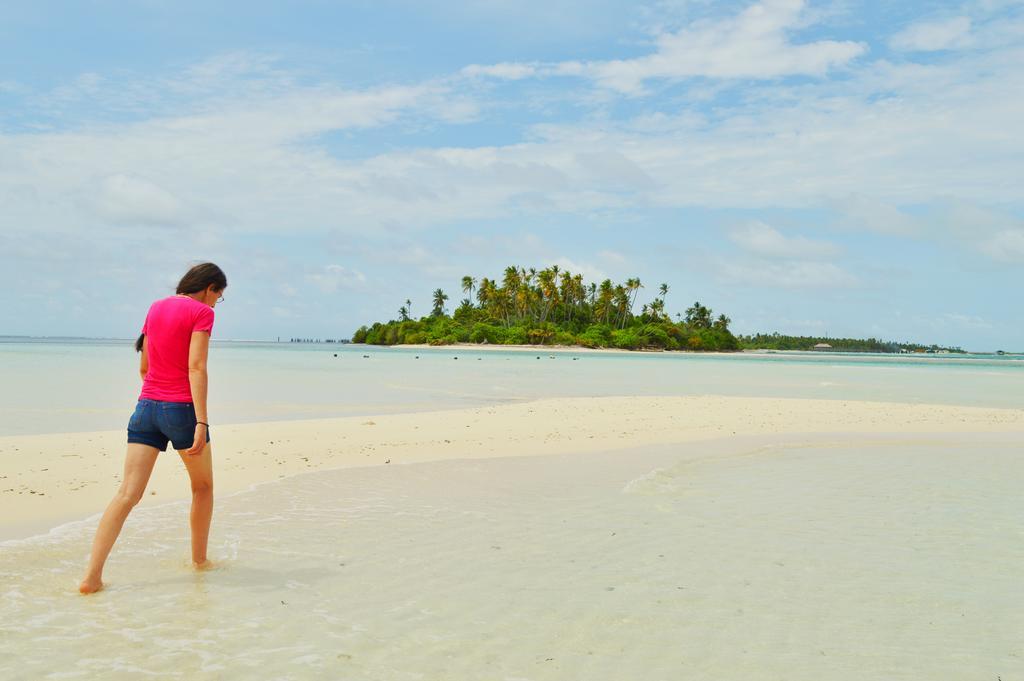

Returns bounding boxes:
[1,0,1022,351]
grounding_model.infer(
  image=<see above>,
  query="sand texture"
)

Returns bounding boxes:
[2,395,1022,540]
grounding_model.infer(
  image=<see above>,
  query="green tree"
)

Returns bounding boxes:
[685,301,712,329]
[461,276,477,304]
[431,288,449,317]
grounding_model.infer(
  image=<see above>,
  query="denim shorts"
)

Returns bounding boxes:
[127,399,211,452]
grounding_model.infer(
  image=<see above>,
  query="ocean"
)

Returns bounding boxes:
[0,338,1021,436]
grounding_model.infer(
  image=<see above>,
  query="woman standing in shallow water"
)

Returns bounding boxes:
[79,263,227,594]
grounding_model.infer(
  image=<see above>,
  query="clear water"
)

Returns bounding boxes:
[1,338,1021,436]
[2,434,1021,679]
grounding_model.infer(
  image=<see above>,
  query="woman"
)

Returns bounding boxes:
[79,263,227,594]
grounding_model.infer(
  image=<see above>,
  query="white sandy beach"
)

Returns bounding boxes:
[2,395,1023,679]
[3,395,1023,541]
[3,395,1024,679]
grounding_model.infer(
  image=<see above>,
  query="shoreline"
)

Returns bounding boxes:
[357,342,1022,362]
[2,395,1023,542]
[380,342,680,356]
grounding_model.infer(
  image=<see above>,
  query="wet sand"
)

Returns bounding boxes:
[2,432,1021,679]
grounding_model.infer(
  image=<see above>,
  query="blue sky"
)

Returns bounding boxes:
[1,0,1022,350]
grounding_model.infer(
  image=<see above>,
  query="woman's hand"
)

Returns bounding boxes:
[184,423,208,457]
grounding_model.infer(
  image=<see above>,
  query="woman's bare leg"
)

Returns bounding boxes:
[177,443,213,567]
[79,444,160,594]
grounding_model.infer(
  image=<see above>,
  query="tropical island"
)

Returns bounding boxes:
[351,266,966,354]
[353,266,737,351]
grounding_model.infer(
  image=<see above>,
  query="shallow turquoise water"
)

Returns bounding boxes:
[0,339,1021,436]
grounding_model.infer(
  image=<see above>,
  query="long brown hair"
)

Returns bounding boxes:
[176,262,227,295]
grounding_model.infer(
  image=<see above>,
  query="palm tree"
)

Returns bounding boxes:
[405,299,412,319]
[625,278,643,324]
[650,298,666,320]
[431,289,449,317]
[559,271,573,323]
[499,267,521,324]
[398,305,410,322]
[538,267,558,322]
[597,280,614,325]
[685,301,712,329]
[461,276,477,305]
[613,285,630,328]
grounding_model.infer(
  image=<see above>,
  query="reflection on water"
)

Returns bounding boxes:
[2,434,1022,679]
[1,340,1021,435]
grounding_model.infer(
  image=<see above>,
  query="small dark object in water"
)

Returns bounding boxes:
[415,356,419,359]
[333,353,337,357]
[477,358,481,360]
[536,356,540,359]
[573,357,579,360]
[454,356,458,360]
[363,355,369,358]
[385,459,391,464]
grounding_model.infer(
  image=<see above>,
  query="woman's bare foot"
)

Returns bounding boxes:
[78,576,103,594]
[192,559,215,571]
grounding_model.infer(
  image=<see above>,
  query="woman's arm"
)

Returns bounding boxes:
[184,331,210,456]
[139,336,149,382]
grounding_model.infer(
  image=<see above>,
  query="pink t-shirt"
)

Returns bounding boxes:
[139,296,215,402]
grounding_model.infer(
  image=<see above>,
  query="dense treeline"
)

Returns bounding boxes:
[352,266,739,351]
[737,333,965,354]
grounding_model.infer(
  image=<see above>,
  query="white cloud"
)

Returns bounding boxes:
[157,82,453,142]
[2,12,1022,254]
[938,200,1023,240]
[715,221,854,290]
[597,249,628,266]
[890,16,972,52]
[93,174,184,226]
[465,0,866,93]
[717,259,859,289]
[551,257,608,283]
[729,221,840,259]
[461,62,538,80]
[587,0,866,92]
[832,196,924,235]
[45,72,104,106]
[306,264,366,293]
[979,229,1024,263]
[575,150,657,191]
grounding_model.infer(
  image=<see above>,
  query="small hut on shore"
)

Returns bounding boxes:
[812,343,833,351]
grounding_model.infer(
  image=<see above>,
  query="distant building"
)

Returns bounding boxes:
[812,343,832,351]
